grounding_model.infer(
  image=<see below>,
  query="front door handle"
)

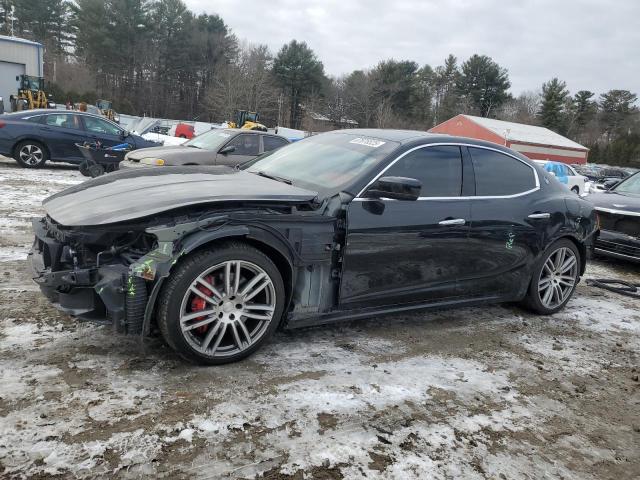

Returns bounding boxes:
[438,218,466,226]
[528,213,551,219]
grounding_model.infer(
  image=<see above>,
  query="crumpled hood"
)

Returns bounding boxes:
[43,167,318,226]
[587,191,640,215]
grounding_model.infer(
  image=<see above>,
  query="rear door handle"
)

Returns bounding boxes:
[438,218,466,226]
[528,212,551,219]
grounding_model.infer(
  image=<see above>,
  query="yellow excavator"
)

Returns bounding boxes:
[96,99,117,122]
[11,75,51,111]
[228,110,267,131]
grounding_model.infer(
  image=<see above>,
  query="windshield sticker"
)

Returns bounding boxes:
[349,137,386,148]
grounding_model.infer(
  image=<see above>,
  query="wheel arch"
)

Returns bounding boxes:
[555,234,587,275]
[143,226,296,336]
[12,137,51,159]
[178,226,295,310]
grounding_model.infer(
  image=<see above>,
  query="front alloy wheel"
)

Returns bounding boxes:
[179,260,276,358]
[158,243,285,364]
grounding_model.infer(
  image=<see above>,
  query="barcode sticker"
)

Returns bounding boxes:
[349,137,386,148]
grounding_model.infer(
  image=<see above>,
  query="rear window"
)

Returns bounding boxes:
[263,135,288,152]
[469,147,536,196]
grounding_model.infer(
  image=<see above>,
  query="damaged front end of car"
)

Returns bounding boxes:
[30,202,340,336]
[30,214,163,334]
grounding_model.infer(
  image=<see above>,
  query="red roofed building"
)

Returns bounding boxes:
[429,114,589,165]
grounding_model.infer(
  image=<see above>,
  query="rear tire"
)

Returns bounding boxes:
[14,140,48,168]
[157,242,285,365]
[522,239,581,314]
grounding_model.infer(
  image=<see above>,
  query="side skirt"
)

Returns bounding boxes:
[285,294,505,329]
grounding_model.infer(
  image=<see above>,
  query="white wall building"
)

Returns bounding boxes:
[0,35,44,112]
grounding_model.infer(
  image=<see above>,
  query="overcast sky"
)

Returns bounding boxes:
[184,0,639,96]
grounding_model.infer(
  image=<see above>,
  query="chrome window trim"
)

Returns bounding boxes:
[595,206,640,217]
[354,142,540,201]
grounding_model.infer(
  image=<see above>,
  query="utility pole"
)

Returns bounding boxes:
[9,6,15,37]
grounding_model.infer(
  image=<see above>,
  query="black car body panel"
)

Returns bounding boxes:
[29,130,598,336]
[43,166,319,226]
[588,180,640,262]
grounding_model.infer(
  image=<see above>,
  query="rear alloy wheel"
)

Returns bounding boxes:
[158,243,285,364]
[523,239,580,314]
[14,141,48,168]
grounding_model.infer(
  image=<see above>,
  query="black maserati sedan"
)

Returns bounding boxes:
[588,171,640,262]
[29,129,597,364]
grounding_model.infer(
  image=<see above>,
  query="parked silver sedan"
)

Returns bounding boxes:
[120,128,290,168]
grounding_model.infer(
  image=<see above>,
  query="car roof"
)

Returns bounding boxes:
[223,128,273,135]
[324,128,438,143]
[218,128,289,140]
[9,109,103,119]
[321,128,533,159]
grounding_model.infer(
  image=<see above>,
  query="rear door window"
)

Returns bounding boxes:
[469,147,536,196]
[43,114,82,130]
[263,136,288,153]
[226,134,260,156]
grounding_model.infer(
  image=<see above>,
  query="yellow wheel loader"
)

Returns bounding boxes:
[11,75,51,111]
[96,99,117,122]
[227,110,268,131]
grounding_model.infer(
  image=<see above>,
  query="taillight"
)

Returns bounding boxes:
[0,121,6,128]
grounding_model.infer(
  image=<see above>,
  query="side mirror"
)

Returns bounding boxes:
[366,176,421,201]
[604,179,620,190]
[120,130,129,139]
[219,145,236,155]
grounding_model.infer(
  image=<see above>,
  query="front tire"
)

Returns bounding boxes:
[14,140,48,168]
[522,239,581,314]
[157,242,285,365]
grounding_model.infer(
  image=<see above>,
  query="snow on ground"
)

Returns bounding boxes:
[0,158,639,479]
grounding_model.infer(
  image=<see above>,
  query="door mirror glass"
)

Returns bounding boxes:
[366,176,421,201]
[219,145,236,155]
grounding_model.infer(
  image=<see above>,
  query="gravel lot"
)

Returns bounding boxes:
[0,157,639,479]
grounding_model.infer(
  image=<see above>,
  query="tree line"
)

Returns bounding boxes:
[1,0,638,166]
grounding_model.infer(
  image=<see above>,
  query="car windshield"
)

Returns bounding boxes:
[185,129,233,150]
[613,173,640,196]
[246,133,399,192]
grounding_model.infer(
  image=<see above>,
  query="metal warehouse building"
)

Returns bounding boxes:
[430,114,589,165]
[0,35,44,112]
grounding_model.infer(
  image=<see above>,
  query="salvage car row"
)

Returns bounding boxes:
[0,109,291,170]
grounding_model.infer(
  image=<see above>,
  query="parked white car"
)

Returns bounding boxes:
[535,160,588,195]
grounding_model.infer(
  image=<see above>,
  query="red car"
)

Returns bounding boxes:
[175,123,195,139]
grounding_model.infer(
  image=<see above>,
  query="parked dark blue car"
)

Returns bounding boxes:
[0,110,158,168]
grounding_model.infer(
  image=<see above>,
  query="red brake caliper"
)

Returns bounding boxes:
[190,275,215,334]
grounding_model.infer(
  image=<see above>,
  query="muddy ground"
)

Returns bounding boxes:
[0,157,639,479]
